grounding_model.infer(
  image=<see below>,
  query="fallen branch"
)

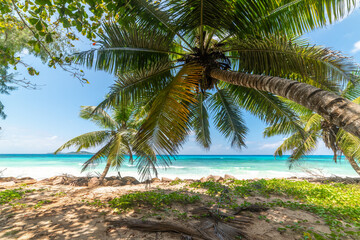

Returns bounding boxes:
[107,206,253,240]
[106,220,208,240]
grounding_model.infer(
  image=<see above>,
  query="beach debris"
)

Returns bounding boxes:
[200,177,207,183]
[192,207,251,239]
[21,179,37,185]
[111,180,122,186]
[69,177,89,186]
[88,177,100,188]
[0,181,16,188]
[161,177,172,182]
[184,179,195,183]
[120,176,140,185]
[107,207,252,240]
[207,175,224,182]
[0,177,16,182]
[106,219,207,240]
[151,177,161,183]
[52,176,66,185]
[224,174,236,180]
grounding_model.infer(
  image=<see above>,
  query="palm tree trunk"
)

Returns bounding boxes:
[346,157,360,176]
[99,159,111,182]
[210,69,360,139]
[339,150,360,176]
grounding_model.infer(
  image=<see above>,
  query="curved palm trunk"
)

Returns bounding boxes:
[210,69,360,139]
[99,159,111,182]
[339,150,360,176]
[346,156,360,176]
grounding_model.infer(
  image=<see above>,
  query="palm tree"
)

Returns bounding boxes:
[55,105,159,182]
[264,82,360,175]
[75,0,360,156]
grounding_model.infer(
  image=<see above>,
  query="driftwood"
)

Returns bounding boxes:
[108,206,254,240]
[106,220,208,240]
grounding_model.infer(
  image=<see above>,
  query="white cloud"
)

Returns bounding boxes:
[351,40,360,53]
[19,49,29,56]
[0,133,63,153]
[259,141,283,150]
[0,127,72,153]
[47,136,58,140]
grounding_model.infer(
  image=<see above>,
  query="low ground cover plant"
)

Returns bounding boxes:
[108,191,201,212]
[0,188,35,205]
[190,179,360,239]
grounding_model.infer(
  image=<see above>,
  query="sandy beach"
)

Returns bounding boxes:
[1,175,360,240]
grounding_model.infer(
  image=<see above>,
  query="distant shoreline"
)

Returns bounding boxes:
[0,155,358,180]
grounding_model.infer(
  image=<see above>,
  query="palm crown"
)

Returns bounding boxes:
[55,105,162,181]
[76,0,359,157]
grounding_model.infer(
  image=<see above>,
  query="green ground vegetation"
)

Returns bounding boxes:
[78,179,360,239]
[189,179,360,239]
[0,188,34,205]
[108,190,201,212]
[0,187,52,210]
[1,179,359,239]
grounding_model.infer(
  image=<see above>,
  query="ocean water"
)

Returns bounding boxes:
[0,154,358,180]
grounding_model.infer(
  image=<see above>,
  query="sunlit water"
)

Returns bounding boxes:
[0,154,358,180]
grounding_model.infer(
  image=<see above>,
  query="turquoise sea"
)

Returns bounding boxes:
[0,154,358,180]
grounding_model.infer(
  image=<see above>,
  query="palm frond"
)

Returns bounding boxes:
[167,0,236,37]
[337,129,360,163]
[288,132,318,167]
[116,0,194,50]
[278,97,314,117]
[75,22,179,74]
[274,131,318,168]
[342,81,360,100]
[134,64,202,156]
[190,92,211,149]
[209,87,247,149]
[80,106,119,130]
[112,104,133,126]
[304,114,322,132]
[0,101,5,119]
[352,96,360,105]
[224,83,303,138]
[136,154,159,181]
[224,35,356,88]
[237,0,357,36]
[107,132,128,170]
[97,61,178,110]
[54,131,112,154]
[81,141,113,172]
[134,141,173,181]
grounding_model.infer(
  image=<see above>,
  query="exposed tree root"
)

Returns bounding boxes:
[106,220,207,240]
[107,206,256,240]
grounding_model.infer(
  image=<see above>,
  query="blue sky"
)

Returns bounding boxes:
[1,10,360,154]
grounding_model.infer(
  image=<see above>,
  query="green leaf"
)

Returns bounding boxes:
[45,33,53,43]
[190,93,211,149]
[28,18,38,25]
[35,21,43,31]
[134,64,201,156]
[209,88,247,149]
[33,42,41,53]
